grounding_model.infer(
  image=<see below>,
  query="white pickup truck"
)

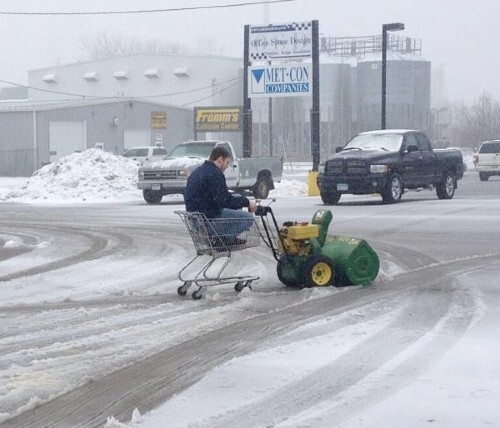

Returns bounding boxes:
[137,140,283,204]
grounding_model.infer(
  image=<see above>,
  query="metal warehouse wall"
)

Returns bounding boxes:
[0,100,194,176]
[0,111,35,176]
[35,101,194,167]
[28,54,242,108]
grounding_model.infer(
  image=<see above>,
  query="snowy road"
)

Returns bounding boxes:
[1,174,500,427]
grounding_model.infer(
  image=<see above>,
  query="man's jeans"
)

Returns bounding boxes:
[209,208,254,244]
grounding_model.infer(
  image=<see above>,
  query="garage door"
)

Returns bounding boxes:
[49,121,86,162]
[124,129,150,151]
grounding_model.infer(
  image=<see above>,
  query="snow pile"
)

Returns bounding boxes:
[271,179,308,196]
[0,149,139,203]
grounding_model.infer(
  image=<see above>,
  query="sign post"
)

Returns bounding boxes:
[243,25,252,158]
[311,20,320,172]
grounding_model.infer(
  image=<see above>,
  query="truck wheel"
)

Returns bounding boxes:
[143,189,163,204]
[436,172,456,199]
[479,172,489,181]
[381,174,403,204]
[320,191,341,205]
[303,255,336,287]
[253,178,270,199]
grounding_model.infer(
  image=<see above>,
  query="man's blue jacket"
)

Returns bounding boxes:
[184,160,250,218]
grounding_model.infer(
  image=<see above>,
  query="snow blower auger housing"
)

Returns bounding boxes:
[256,206,380,288]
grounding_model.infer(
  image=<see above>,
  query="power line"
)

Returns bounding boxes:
[0,76,242,101]
[182,84,238,107]
[182,80,241,107]
[0,78,100,98]
[0,0,297,16]
[138,77,241,99]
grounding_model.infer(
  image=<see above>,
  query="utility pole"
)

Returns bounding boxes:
[381,22,404,129]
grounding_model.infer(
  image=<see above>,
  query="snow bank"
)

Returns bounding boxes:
[0,149,139,203]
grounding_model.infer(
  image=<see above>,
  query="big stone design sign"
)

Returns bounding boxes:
[249,22,313,60]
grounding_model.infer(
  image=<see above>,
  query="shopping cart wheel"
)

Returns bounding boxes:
[178,282,191,296]
[234,281,245,292]
[192,288,204,300]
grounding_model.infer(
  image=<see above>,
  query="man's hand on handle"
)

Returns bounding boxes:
[248,200,257,213]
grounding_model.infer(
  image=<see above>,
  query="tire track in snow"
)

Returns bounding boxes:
[0,224,127,282]
[5,252,497,428]
[211,277,476,427]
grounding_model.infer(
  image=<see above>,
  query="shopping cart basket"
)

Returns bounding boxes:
[174,211,261,299]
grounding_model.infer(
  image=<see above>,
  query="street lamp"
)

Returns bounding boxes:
[381,22,404,129]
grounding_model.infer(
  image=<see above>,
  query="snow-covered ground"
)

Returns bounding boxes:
[1,149,498,428]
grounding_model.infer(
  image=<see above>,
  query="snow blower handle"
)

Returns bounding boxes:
[254,198,276,217]
[254,202,282,261]
[255,205,273,216]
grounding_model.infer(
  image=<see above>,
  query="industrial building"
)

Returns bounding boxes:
[0,98,193,176]
[0,35,431,176]
[261,34,430,159]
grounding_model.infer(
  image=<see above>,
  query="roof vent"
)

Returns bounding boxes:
[173,67,189,77]
[42,73,58,83]
[144,68,160,78]
[113,70,128,80]
[83,71,99,81]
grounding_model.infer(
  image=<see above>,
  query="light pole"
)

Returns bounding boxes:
[381,22,404,129]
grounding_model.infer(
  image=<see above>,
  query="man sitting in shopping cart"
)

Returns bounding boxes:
[184,146,257,247]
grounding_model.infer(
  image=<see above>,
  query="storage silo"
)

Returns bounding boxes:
[270,58,354,160]
[357,52,431,132]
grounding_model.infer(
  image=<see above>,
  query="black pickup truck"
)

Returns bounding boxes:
[317,129,464,204]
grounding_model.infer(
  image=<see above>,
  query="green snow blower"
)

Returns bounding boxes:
[255,206,379,288]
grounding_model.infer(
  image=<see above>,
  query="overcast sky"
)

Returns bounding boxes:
[0,0,498,105]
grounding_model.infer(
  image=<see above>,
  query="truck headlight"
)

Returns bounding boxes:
[318,163,326,173]
[178,168,190,178]
[370,164,388,173]
[138,170,144,180]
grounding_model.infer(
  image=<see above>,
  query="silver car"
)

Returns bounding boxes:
[473,140,500,181]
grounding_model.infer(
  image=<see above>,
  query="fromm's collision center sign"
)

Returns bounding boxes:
[194,107,243,132]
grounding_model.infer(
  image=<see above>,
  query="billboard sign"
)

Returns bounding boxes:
[249,21,312,61]
[194,107,243,132]
[248,64,312,98]
[151,111,167,129]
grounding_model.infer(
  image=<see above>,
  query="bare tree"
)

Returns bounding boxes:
[450,92,500,149]
[78,32,189,61]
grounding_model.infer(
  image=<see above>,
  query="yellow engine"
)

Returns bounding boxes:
[279,222,319,256]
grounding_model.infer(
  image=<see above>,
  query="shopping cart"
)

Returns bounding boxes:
[174,211,261,299]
